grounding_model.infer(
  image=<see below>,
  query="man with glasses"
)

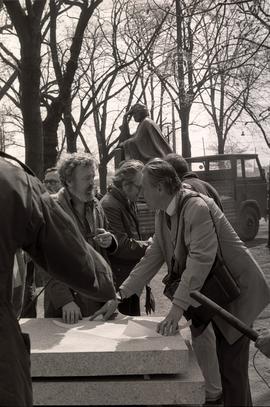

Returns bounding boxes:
[101,160,154,316]
[43,167,62,194]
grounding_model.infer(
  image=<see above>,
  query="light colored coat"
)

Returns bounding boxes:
[120,190,270,344]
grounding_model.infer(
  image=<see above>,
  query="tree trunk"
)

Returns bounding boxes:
[99,159,108,196]
[3,0,45,178]
[43,102,62,169]
[21,41,43,177]
[180,108,191,157]
[217,133,225,154]
[64,98,77,153]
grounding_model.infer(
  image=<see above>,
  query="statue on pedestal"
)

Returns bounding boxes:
[118,103,172,164]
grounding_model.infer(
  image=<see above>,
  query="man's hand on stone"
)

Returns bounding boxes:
[93,228,113,248]
[89,299,119,321]
[157,304,183,336]
[62,301,82,324]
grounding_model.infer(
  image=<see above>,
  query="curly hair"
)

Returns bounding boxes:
[143,158,181,195]
[57,152,97,187]
[113,159,144,189]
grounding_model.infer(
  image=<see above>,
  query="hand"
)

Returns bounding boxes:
[255,330,270,358]
[62,301,82,324]
[89,299,119,321]
[157,304,183,336]
[93,228,113,248]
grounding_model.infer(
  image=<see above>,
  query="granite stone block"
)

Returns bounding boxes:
[20,316,189,377]
[32,354,205,405]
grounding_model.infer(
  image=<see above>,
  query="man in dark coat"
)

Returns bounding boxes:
[165,153,222,210]
[119,103,172,163]
[0,156,115,407]
[101,160,153,316]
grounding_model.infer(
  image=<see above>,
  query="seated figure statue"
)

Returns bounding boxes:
[118,103,172,163]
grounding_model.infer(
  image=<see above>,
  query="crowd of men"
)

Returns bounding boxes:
[2,103,270,407]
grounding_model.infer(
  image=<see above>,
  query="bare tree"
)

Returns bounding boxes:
[42,0,103,169]
[198,4,269,152]
[61,0,171,191]
[2,0,46,177]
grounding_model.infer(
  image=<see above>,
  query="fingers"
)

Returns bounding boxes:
[104,310,114,321]
[93,231,113,248]
[89,307,105,321]
[157,319,179,336]
[89,300,118,321]
[62,309,82,324]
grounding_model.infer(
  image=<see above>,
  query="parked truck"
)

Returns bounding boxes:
[137,153,267,241]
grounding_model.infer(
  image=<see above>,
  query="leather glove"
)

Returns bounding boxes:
[145,285,155,315]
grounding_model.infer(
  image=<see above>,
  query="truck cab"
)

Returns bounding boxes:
[185,154,267,241]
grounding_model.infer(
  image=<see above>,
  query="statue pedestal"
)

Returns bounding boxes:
[20,316,204,405]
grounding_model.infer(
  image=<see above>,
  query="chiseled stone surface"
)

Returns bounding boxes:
[32,353,205,406]
[20,316,189,377]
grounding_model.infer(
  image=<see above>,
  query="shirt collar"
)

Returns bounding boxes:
[166,194,177,216]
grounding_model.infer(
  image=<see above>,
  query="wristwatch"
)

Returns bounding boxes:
[115,291,124,302]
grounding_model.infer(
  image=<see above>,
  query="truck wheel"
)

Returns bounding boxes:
[238,207,259,241]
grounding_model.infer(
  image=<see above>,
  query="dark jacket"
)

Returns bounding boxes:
[0,158,115,406]
[101,186,148,289]
[182,172,223,210]
[45,188,117,317]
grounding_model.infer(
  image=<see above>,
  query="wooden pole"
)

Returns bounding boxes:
[190,291,259,342]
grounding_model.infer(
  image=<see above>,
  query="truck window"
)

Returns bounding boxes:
[237,159,243,178]
[244,159,261,178]
[190,162,205,172]
[209,160,231,170]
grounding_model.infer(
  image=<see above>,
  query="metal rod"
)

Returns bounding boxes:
[190,291,259,342]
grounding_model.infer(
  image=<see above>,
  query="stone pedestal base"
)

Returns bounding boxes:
[20,316,205,405]
[33,355,204,405]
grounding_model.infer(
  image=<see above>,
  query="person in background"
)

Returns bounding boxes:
[165,153,222,210]
[0,155,115,407]
[101,160,154,316]
[91,158,270,407]
[43,167,62,194]
[165,153,222,404]
[44,153,118,324]
[119,103,172,163]
[19,167,62,318]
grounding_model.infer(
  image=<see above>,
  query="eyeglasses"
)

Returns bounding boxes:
[44,179,59,185]
[123,181,141,191]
